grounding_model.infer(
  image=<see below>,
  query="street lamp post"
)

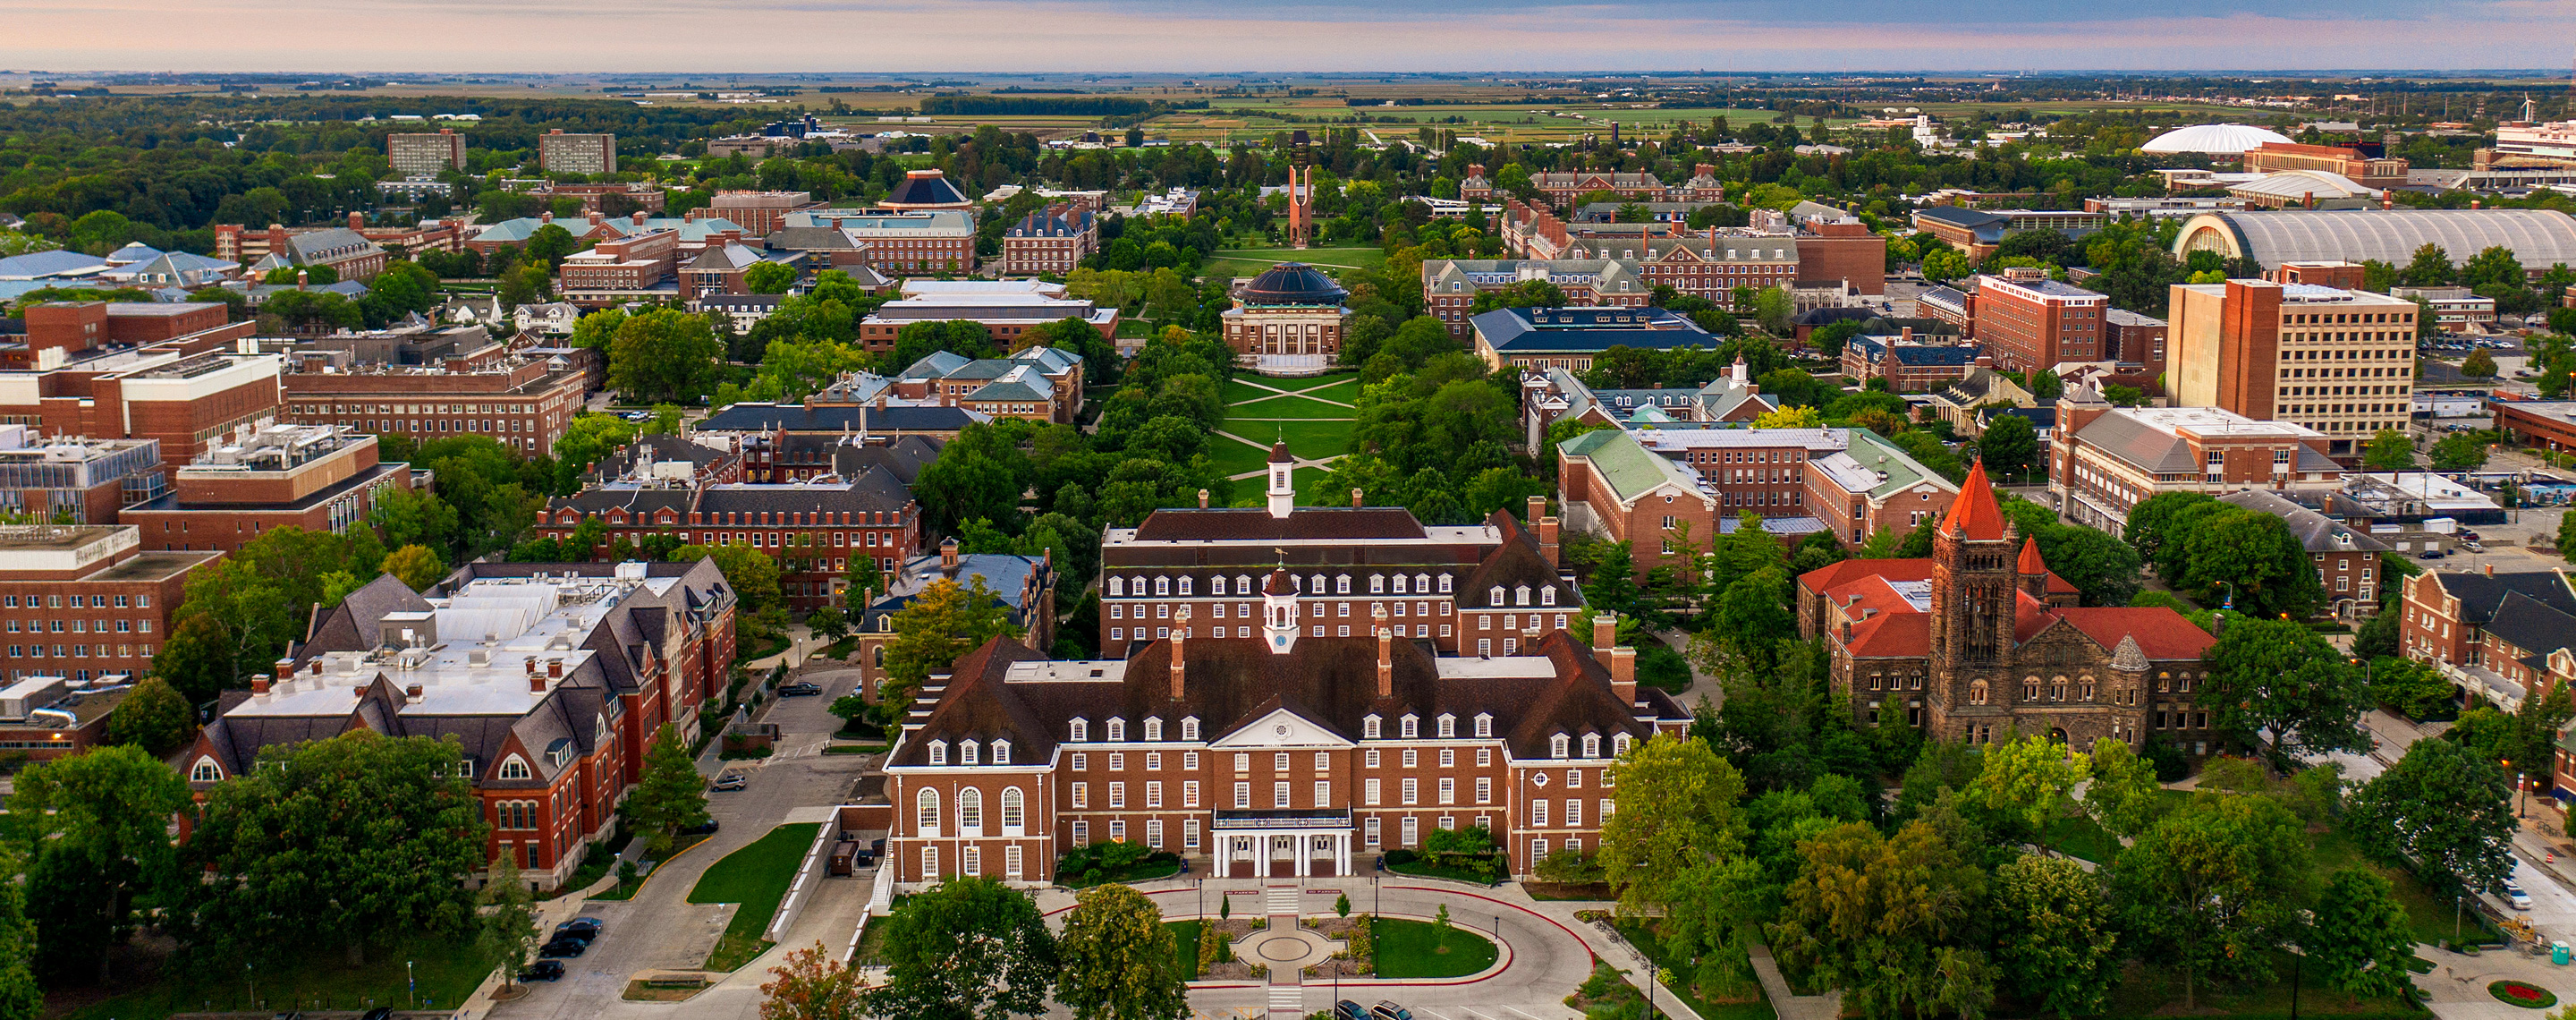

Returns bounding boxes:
[407,960,416,1008]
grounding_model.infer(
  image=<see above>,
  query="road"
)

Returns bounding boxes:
[495,665,877,1020]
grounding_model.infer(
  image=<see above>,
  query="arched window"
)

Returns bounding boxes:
[1401,715,1419,738]
[1438,574,1453,593]
[993,740,1011,764]
[1336,575,1352,594]
[1070,718,1088,742]
[1106,718,1125,742]
[498,757,530,780]
[1208,576,1225,596]
[1177,576,1192,596]
[1551,734,1570,759]
[1515,585,1532,606]
[961,740,979,765]
[1108,577,1124,597]
[1130,576,1145,597]
[917,787,940,829]
[1970,681,1989,705]
[1475,713,1493,737]
[190,758,221,782]
[1236,574,1253,594]
[1437,714,1455,738]
[1310,574,1326,593]
[958,788,982,829]
[1182,717,1200,740]
[1001,787,1024,828]
[1612,733,1632,756]
[1363,714,1382,738]
[1144,718,1163,741]
[1582,734,1601,758]
[929,741,948,765]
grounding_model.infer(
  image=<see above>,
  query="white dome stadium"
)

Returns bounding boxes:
[2140,123,2295,155]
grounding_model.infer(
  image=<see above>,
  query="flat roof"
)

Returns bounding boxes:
[88,550,220,582]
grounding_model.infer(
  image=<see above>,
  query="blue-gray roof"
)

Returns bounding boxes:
[0,250,107,278]
[697,403,986,433]
[1471,305,1713,354]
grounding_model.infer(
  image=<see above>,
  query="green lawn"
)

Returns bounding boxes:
[688,822,822,971]
[2106,950,2423,1019]
[2044,815,2122,864]
[61,937,492,1020]
[1204,436,1277,479]
[2309,827,2496,946]
[1204,246,1386,277]
[1223,373,1358,404]
[1373,917,1498,979]
[1271,419,1352,461]
[1226,396,1354,421]
[1167,920,1201,979]
[1610,920,1774,1020]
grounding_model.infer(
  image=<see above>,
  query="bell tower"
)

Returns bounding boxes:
[1929,460,2019,675]
[1266,442,1296,518]
[1262,565,1301,655]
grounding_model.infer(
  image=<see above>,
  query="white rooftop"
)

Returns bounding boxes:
[2118,405,2326,439]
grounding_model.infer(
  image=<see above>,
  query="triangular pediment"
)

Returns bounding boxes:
[1209,706,1353,749]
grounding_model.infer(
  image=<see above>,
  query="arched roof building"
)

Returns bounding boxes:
[2140,123,2294,155]
[2172,208,2576,275]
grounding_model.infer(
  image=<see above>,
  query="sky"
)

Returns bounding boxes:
[13,0,2576,73]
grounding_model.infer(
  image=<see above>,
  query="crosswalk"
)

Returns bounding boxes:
[1267,985,1305,1016]
[1266,886,1300,916]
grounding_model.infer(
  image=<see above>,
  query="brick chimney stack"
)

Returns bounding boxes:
[529,669,547,693]
[1376,626,1394,698]
[1593,615,1616,653]
[1351,488,1363,508]
[1198,489,1209,508]
[1610,644,1637,705]
[1170,608,1190,700]
[939,537,959,572]
[348,211,365,231]
[548,659,564,679]
[1539,515,1560,567]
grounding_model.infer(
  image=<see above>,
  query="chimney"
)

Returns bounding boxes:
[250,675,271,695]
[540,211,553,225]
[1351,488,1364,508]
[275,658,296,680]
[306,659,322,678]
[1526,495,1546,524]
[296,269,309,292]
[1592,614,1616,652]
[588,210,605,227]
[1900,327,1913,343]
[548,659,564,679]
[405,683,424,701]
[1611,645,1637,705]
[348,211,365,231]
[633,211,648,226]
[1376,627,1394,698]
[2472,199,2483,209]
[939,537,959,570]
[1170,611,1189,699]
[524,658,538,677]
[2384,196,2394,210]
[529,670,547,693]
[1198,489,1210,509]
[1539,516,1561,567]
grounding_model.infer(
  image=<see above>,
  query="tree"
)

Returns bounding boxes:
[382,543,448,591]
[2200,618,2370,764]
[2362,429,2416,471]
[8,745,190,982]
[2108,793,2309,1010]
[180,733,486,967]
[0,846,35,1020]
[1770,820,1995,1020]
[2307,868,2419,1007]
[674,544,784,617]
[743,260,800,294]
[1978,417,2039,482]
[2123,491,2219,580]
[877,577,1023,724]
[761,943,867,1020]
[2082,737,2165,839]
[867,876,1060,1020]
[1993,854,2117,1018]
[2462,348,2499,379]
[479,850,539,990]
[607,309,725,404]
[2345,737,2515,893]
[1963,732,2089,845]
[627,723,710,856]
[2402,242,2454,287]
[1599,734,1763,997]
[1054,883,1187,1020]
[2430,430,2491,471]
[2180,508,2323,619]
[1751,405,1823,429]
[104,675,193,757]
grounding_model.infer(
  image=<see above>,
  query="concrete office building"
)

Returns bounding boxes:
[1970,271,2109,372]
[537,131,616,174]
[2165,280,2419,455]
[386,130,467,175]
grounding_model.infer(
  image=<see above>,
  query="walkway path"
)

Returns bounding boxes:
[1213,430,1345,483]
[1749,944,1840,1020]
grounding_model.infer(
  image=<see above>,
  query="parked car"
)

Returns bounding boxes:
[712,773,748,792]
[2506,880,2534,910]
[538,938,588,959]
[682,819,721,836]
[1371,1003,1416,1020]
[519,960,565,982]
[554,918,602,942]
[360,1008,394,1020]
[1335,1002,1370,1020]
[778,682,822,696]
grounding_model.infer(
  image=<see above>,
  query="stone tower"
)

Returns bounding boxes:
[1929,459,2020,677]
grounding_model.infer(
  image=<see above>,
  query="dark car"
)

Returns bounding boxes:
[682,819,721,836]
[538,938,589,959]
[360,1008,394,1020]
[1371,1003,1415,1020]
[554,918,601,942]
[519,959,565,982]
[778,682,822,696]
[1335,1002,1370,1020]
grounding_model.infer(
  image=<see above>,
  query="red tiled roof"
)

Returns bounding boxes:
[1799,557,1936,596]
[2014,590,2058,642]
[1847,613,1931,657]
[1826,575,1921,623]
[2054,608,2216,660]
[1938,460,2007,540]
[2018,536,2047,574]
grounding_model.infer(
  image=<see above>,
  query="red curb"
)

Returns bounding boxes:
[1385,884,1599,966]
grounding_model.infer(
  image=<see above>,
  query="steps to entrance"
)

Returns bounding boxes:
[1266,885,1301,917]
[1268,984,1306,1015]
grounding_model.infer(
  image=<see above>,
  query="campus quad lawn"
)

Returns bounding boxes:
[2106,949,2421,1019]
[1223,374,1359,405]
[62,937,492,1020]
[1271,420,1353,462]
[1224,395,1352,421]
[1203,436,1279,479]
[1372,917,1498,979]
[689,822,822,971]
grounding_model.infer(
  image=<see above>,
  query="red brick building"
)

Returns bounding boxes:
[538,472,921,609]
[1840,331,1982,392]
[2048,395,2344,533]
[0,319,281,472]
[1001,206,1098,276]
[2214,489,2391,616]
[2401,568,2576,682]
[120,424,413,556]
[557,229,680,306]
[214,220,389,282]
[187,559,737,889]
[1970,270,2108,371]
[277,353,589,458]
[0,524,216,685]
[880,616,1690,888]
[1556,425,1959,564]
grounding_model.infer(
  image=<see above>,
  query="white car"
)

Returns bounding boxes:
[2505,880,2534,910]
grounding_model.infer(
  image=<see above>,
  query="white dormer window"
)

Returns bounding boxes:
[929,741,948,765]
[1490,586,1506,604]
[993,740,1011,764]
[1551,735,1570,759]
[1310,574,1326,593]
[1402,714,1420,737]
[1438,574,1453,593]
[1582,734,1601,759]
[1107,718,1125,742]
[1336,575,1352,594]
[1438,714,1456,738]
[1235,574,1252,594]
[961,740,979,765]
[1515,585,1532,606]
[1155,577,1170,596]
[1109,577,1124,597]
[1613,733,1632,756]
[1392,574,1408,595]
[1071,718,1089,742]
[1145,718,1162,741]
[498,757,530,780]
[1541,587,1557,607]
[1177,577,1192,596]
[1415,574,1430,593]
[1182,717,1200,740]
[1370,574,1385,594]
[191,757,221,782]
[1364,714,1383,739]
[1210,576,1227,596]
[1476,713,1494,738]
